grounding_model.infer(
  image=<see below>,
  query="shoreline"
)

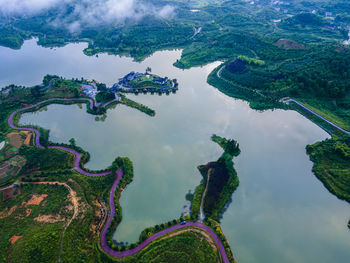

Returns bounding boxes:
[7,99,234,262]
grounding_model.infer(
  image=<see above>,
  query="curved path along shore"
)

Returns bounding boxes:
[40,78,57,91]
[216,66,349,135]
[281,98,350,135]
[7,99,232,262]
[101,169,231,263]
[8,98,111,177]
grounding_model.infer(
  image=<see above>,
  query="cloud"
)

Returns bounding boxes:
[61,0,175,32]
[0,0,61,15]
[0,0,175,32]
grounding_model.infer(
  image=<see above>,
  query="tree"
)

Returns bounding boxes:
[30,86,42,97]
[224,139,241,156]
[73,87,80,97]
[96,83,107,91]
[69,138,76,147]
[96,91,115,103]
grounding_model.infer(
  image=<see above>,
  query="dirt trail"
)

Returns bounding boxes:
[165,227,218,251]
[200,168,212,222]
[33,182,79,228]
[28,181,79,263]
[0,206,17,219]
[91,200,107,237]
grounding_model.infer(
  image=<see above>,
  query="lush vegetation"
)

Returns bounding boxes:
[128,231,220,263]
[96,91,116,104]
[105,157,134,249]
[0,72,230,262]
[1,0,349,126]
[102,231,220,263]
[0,75,155,142]
[306,137,350,203]
[190,184,205,220]
[19,146,74,173]
[191,135,240,221]
[237,55,265,66]
[0,139,232,262]
[203,135,240,220]
[1,0,350,260]
[120,95,156,117]
[0,183,70,262]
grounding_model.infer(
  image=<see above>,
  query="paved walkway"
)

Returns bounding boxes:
[40,78,57,91]
[280,97,350,135]
[216,66,349,136]
[101,169,231,263]
[7,98,110,177]
[7,99,232,262]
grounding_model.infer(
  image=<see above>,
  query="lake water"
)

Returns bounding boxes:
[3,39,349,263]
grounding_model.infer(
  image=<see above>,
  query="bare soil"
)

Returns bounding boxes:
[34,182,80,228]
[9,235,22,245]
[35,214,64,223]
[0,206,18,219]
[7,133,23,148]
[23,132,32,146]
[23,194,48,206]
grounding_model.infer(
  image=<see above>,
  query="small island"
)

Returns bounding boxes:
[2,72,174,119]
[190,135,241,222]
[110,70,178,95]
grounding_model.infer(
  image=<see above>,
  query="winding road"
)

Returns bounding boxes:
[199,168,212,222]
[7,98,111,177]
[101,169,230,262]
[7,99,233,262]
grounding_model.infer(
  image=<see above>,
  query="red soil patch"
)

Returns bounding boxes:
[0,206,17,219]
[274,39,305,50]
[25,208,32,217]
[22,131,32,146]
[9,235,22,245]
[24,194,48,206]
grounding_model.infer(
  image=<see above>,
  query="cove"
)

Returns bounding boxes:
[3,39,349,263]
